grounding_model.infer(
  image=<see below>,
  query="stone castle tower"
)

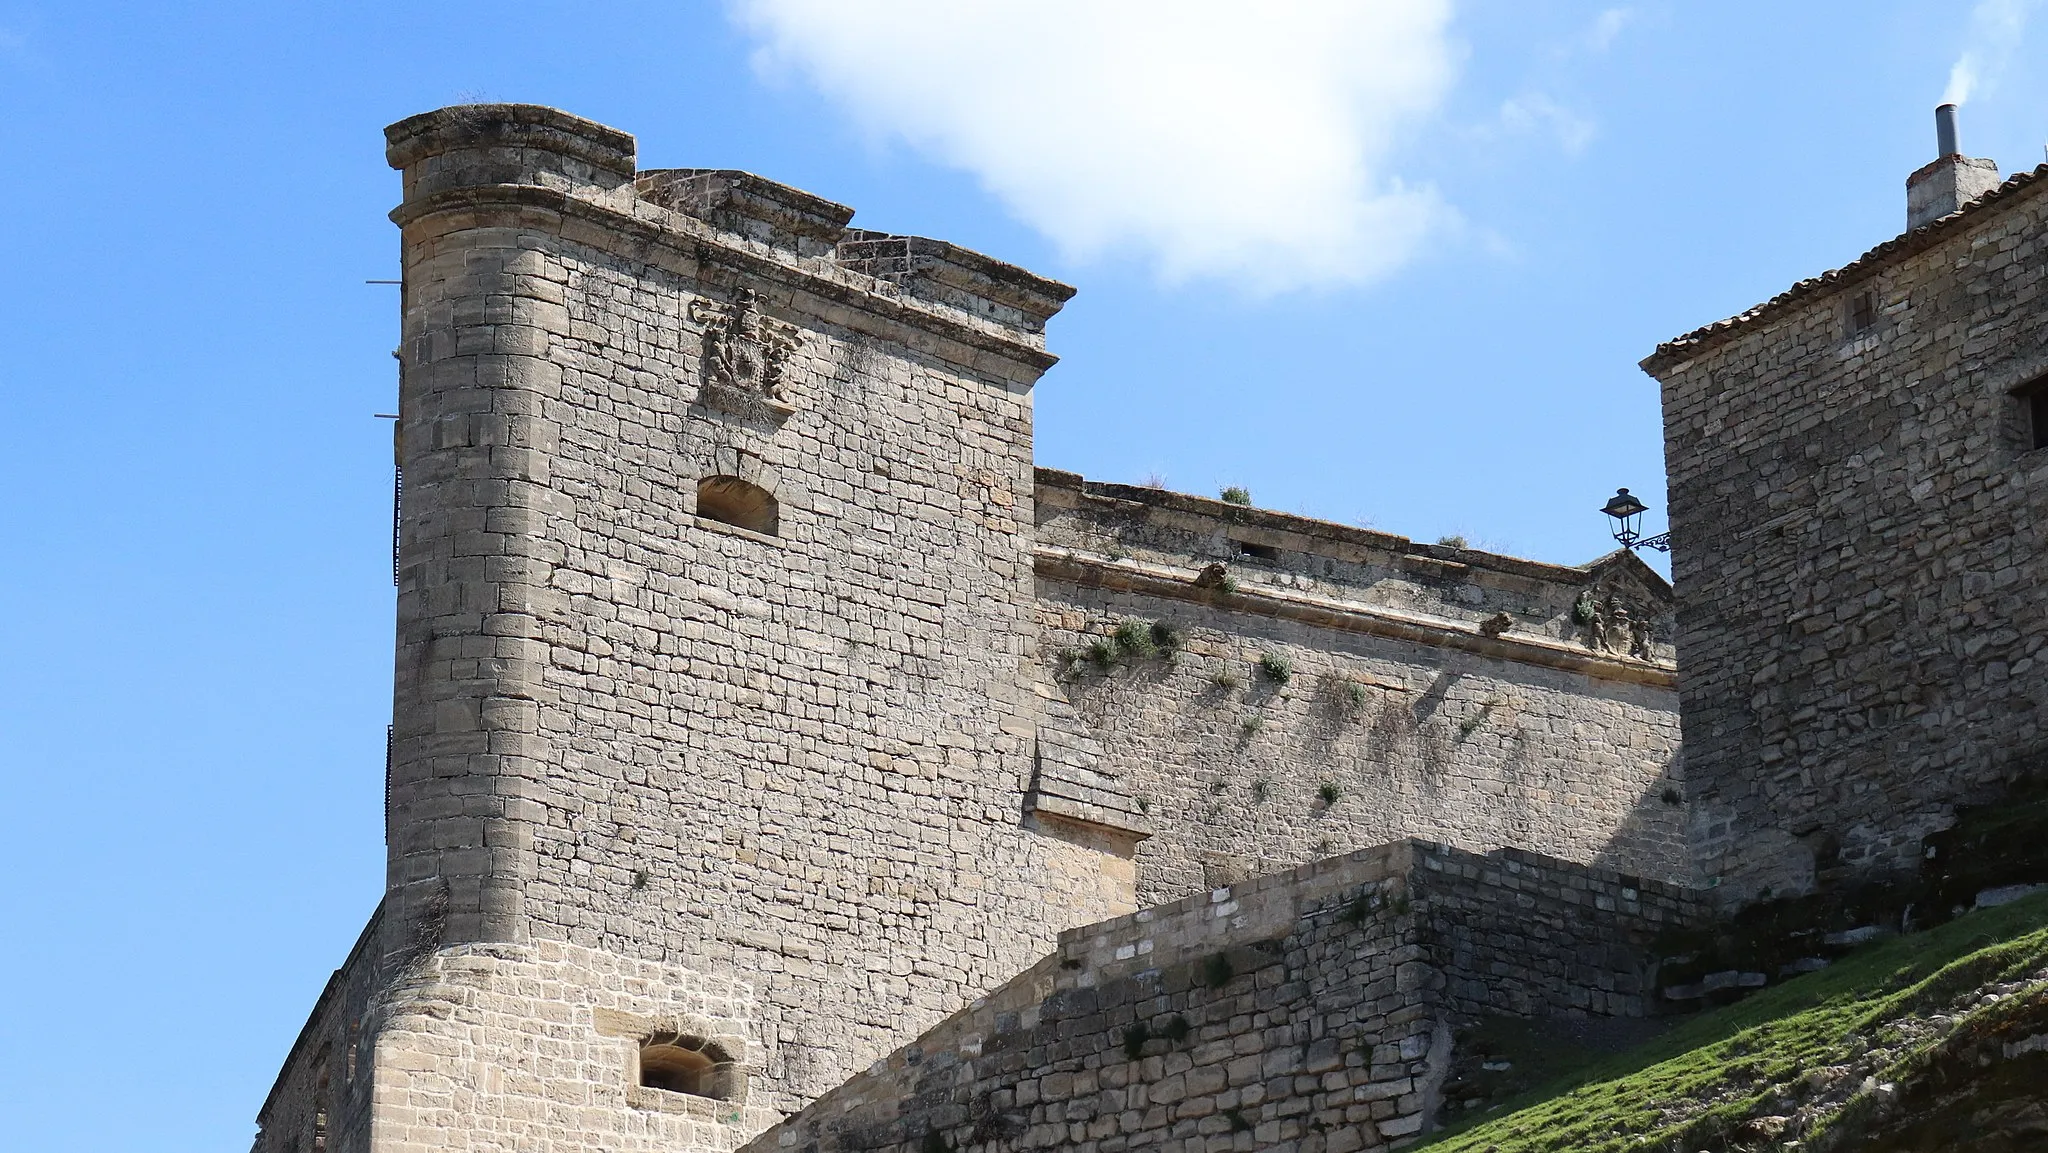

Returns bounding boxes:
[371,101,1136,1137]
[256,104,1699,1153]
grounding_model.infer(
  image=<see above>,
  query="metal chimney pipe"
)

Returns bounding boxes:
[1936,103,1960,157]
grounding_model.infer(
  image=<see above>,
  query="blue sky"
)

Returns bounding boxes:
[1,2,2042,1148]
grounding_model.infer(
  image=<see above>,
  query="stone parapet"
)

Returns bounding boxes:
[637,169,855,260]
[385,103,637,204]
[1033,472,1688,904]
[835,230,1076,337]
[1034,467,1677,668]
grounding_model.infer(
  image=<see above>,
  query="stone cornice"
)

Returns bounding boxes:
[390,183,1062,377]
[1034,467,1676,601]
[1035,547,1677,689]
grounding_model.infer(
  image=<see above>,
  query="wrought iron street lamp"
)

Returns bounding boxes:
[1601,488,1671,553]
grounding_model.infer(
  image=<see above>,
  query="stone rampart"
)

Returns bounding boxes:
[1034,470,1689,901]
[741,841,1695,1153]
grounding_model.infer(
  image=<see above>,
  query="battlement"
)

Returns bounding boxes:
[385,103,1072,366]
[636,168,855,259]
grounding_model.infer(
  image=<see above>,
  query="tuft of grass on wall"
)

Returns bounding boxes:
[1258,652,1293,684]
[1456,699,1497,739]
[1219,486,1252,506]
[1339,891,1378,925]
[1086,638,1119,669]
[1112,618,1159,660]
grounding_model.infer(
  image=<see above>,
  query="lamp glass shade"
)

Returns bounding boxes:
[1601,488,1650,521]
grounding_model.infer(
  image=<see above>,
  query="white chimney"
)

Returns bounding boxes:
[1906,103,2001,230]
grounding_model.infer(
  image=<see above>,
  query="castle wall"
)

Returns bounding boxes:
[1033,472,1689,900]
[367,942,776,1153]
[254,909,383,1153]
[1411,846,1693,1021]
[740,841,1693,1153]
[1647,168,2048,905]
[371,103,1140,1143]
[262,102,1708,1153]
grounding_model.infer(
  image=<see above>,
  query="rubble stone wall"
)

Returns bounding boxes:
[1647,168,2048,905]
[1410,844,1697,1021]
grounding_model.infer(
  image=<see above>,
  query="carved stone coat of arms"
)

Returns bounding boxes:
[1574,590,1658,661]
[688,287,802,418]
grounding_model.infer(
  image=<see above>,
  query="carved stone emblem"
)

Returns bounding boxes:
[688,287,801,417]
[1576,591,1657,660]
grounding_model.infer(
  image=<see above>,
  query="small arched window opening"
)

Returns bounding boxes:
[697,476,778,537]
[639,1033,742,1101]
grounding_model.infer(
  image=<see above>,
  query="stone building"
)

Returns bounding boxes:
[251,104,1687,1153]
[1645,109,2048,906]
[255,95,2048,1152]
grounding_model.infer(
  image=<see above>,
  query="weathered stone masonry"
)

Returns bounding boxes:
[1035,469,1686,901]
[744,842,1694,1153]
[275,102,1147,1153]
[256,104,1693,1153]
[1646,163,2048,906]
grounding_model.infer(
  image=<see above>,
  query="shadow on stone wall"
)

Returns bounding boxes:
[1592,747,1689,884]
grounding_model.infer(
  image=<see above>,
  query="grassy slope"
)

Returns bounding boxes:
[1418,892,2048,1153]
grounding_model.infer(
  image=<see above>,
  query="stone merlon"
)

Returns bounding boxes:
[384,102,1074,367]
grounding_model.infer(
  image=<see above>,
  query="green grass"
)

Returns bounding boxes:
[1419,891,2048,1152]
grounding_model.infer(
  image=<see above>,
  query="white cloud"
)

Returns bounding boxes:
[1497,93,1595,155]
[1943,0,2039,106]
[729,0,1461,292]
[1583,8,1632,54]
